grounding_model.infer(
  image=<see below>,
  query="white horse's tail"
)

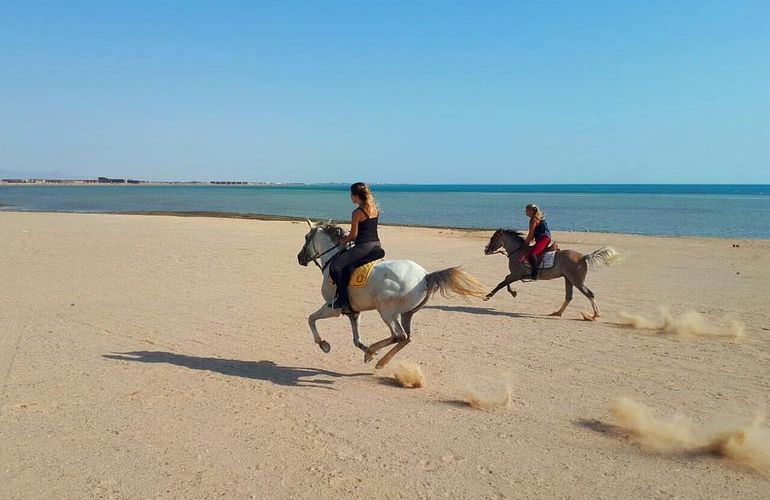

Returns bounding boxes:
[584,246,622,270]
[425,267,487,300]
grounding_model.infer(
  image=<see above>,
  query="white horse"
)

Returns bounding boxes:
[297,220,487,368]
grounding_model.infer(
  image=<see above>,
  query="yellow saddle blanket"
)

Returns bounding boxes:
[329,259,382,288]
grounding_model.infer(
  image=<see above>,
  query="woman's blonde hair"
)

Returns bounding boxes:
[526,203,545,220]
[350,182,378,215]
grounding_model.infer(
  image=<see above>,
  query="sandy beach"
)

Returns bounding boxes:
[1,211,769,499]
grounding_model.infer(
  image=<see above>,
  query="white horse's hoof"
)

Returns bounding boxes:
[483,296,491,302]
[319,341,331,353]
[581,313,597,322]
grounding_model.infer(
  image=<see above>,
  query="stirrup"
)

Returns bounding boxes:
[329,298,354,315]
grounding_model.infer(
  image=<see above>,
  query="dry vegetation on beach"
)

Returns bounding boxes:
[1,212,769,499]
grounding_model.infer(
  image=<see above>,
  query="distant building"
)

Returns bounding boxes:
[98,177,126,184]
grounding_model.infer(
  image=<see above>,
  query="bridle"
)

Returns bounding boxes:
[487,232,509,257]
[308,243,342,272]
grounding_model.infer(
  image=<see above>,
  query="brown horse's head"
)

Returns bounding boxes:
[484,229,505,255]
[484,229,525,255]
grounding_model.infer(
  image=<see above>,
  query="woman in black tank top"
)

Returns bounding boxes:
[329,182,382,313]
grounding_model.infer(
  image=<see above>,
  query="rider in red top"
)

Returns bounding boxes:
[522,203,551,280]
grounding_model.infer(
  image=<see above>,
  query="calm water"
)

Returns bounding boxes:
[1,184,769,238]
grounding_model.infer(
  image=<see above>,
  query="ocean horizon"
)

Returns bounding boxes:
[2,183,769,239]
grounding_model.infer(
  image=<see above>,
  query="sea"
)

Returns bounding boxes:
[1,184,769,239]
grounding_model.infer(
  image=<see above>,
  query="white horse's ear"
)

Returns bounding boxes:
[306,218,313,228]
[327,218,333,226]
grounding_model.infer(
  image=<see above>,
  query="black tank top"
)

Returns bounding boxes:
[355,208,380,244]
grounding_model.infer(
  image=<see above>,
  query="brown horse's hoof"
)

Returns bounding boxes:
[375,358,390,370]
[581,312,597,322]
[364,351,374,363]
[319,341,331,353]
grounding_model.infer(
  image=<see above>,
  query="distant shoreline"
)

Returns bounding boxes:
[0,181,307,187]
[2,181,768,195]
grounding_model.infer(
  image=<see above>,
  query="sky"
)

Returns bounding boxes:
[1,1,769,183]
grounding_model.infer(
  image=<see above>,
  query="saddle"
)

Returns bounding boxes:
[329,247,386,288]
[523,242,560,270]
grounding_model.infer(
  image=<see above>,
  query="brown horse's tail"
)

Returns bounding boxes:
[425,267,487,300]
[584,246,623,270]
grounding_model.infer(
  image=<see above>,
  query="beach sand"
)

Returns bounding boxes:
[1,212,769,499]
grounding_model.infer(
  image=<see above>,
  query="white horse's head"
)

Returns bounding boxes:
[297,219,344,266]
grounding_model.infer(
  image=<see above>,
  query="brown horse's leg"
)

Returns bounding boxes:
[550,279,574,316]
[575,284,600,321]
[485,274,516,301]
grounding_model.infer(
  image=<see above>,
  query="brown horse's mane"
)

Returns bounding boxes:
[500,229,526,245]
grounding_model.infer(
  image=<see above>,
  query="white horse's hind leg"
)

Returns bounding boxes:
[370,311,414,368]
[348,313,368,353]
[308,303,341,352]
[375,338,410,369]
[365,312,405,364]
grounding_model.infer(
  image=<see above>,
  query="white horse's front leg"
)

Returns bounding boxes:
[308,304,340,353]
[348,313,368,353]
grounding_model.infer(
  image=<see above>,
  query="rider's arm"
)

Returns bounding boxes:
[524,217,537,244]
[339,209,364,246]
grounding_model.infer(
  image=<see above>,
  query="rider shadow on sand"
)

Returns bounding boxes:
[103,351,369,389]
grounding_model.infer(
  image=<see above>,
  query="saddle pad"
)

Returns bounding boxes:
[329,259,383,288]
[539,251,557,269]
[524,251,557,270]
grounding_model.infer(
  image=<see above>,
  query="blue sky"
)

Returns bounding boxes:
[1,1,768,183]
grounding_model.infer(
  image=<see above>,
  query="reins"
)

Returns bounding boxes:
[309,244,341,272]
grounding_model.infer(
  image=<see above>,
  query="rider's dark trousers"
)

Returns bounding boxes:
[329,241,381,307]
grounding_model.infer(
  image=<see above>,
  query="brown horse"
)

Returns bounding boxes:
[483,229,621,320]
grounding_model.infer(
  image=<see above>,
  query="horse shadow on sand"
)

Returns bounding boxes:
[103,351,369,389]
[424,305,552,320]
[424,305,593,322]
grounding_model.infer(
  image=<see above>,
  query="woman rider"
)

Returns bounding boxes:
[522,203,551,280]
[329,182,381,313]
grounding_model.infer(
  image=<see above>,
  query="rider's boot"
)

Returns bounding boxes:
[329,277,354,315]
[330,294,353,315]
[527,254,539,280]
